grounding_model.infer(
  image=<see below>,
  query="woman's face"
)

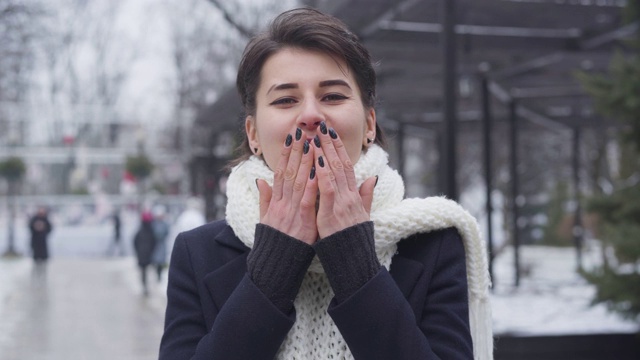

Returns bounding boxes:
[246,47,376,171]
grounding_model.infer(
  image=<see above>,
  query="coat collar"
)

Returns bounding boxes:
[203,253,248,316]
[214,221,250,253]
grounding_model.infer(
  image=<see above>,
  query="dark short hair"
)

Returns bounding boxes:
[232,7,385,165]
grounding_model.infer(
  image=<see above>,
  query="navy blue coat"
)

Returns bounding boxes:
[159,220,473,359]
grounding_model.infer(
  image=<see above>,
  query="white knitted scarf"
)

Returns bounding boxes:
[225,145,493,360]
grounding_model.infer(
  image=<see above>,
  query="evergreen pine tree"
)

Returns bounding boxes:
[576,2,640,321]
[541,181,572,246]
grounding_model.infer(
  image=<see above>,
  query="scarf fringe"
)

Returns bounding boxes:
[471,296,494,360]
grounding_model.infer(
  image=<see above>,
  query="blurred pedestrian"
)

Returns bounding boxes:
[107,208,125,256]
[28,206,53,263]
[133,211,157,296]
[151,205,170,282]
[165,197,206,260]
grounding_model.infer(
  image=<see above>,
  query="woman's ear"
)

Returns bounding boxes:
[364,108,376,146]
[245,115,261,155]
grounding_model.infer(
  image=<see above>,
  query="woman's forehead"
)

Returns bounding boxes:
[258,48,355,88]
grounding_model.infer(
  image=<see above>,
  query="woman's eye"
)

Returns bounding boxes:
[323,93,348,102]
[270,97,297,106]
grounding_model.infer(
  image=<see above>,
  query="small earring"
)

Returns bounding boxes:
[367,138,373,144]
[253,147,260,155]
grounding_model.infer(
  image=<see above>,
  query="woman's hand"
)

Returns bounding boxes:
[256,129,319,244]
[313,123,377,239]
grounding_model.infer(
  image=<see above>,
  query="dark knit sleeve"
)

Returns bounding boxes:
[247,224,315,314]
[313,221,381,303]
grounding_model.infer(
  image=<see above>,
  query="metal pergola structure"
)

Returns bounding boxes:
[193,0,637,286]
[310,0,635,286]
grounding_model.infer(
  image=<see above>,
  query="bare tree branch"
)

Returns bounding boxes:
[207,0,253,39]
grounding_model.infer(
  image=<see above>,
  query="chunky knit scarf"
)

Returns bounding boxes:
[226,145,493,360]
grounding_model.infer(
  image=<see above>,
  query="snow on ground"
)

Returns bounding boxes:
[491,239,639,336]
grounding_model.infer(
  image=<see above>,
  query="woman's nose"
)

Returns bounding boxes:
[296,99,324,132]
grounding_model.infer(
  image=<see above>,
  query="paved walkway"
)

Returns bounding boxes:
[0,257,167,360]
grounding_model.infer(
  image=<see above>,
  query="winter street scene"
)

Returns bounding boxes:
[1,213,639,359]
[2,0,639,359]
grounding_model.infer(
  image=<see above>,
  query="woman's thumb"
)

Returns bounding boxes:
[359,176,378,214]
[256,179,272,220]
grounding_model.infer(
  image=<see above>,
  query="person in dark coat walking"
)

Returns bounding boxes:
[151,205,170,282]
[29,207,53,263]
[133,211,157,296]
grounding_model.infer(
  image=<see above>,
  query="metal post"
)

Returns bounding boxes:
[181,108,191,196]
[3,139,20,257]
[480,72,494,284]
[509,99,521,287]
[4,186,18,257]
[572,127,583,271]
[439,0,458,200]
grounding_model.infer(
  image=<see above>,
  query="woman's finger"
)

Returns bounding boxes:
[271,132,294,202]
[299,163,318,228]
[290,139,314,205]
[328,126,358,193]
[281,128,305,200]
[313,143,337,207]
[317,122,350,193]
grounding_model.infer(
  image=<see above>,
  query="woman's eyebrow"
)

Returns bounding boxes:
[266,79,350,95]
[267,83,298,95]
[319,79,351,89]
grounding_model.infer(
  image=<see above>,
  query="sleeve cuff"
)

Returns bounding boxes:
[314,221,381,303]
[247,224,315,313]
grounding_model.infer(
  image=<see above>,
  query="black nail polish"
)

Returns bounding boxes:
[375,175,379,187]
[285,134,292,146]
[329,128,337,139]
[303,140,309,154]
[318,156,324,168]
[295,128,302,141]
[320,121,327,135]
[314,135,321,148]
[255,179,259,189]
[310,166,316,180]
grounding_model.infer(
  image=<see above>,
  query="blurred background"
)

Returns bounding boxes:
[1,0,639,359]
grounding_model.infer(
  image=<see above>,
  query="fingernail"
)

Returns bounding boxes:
[295,128,302,141]
[310,166,316,180]
[303,140,310,154]
[285,134,292,147]
[314,135,321,148]
[255,179,259,190]
[318,156,324,168]
[375,175,379,187]
[320,121,327,135]
[329,128,337,139]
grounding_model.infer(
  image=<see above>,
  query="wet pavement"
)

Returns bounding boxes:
[0,256,167,360]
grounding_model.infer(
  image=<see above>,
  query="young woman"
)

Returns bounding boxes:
[160,8,492,360]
